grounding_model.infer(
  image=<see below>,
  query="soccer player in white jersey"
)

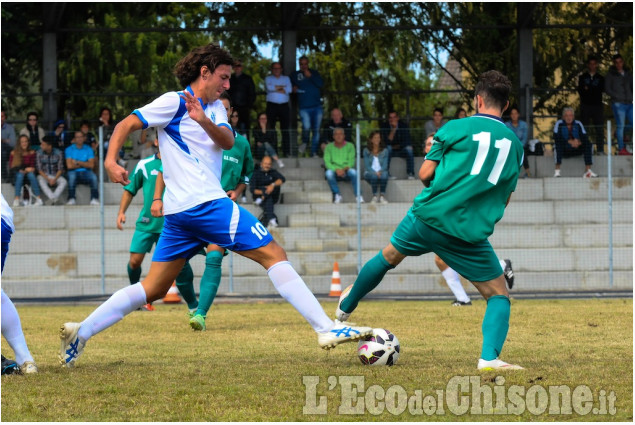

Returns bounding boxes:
[59,43,371,368]
[1,194,38,374]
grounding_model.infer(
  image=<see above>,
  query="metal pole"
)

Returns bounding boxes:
[607,120,613,288]
[229,251,234,293]
[356,123,362,273]
[98,126,105,295]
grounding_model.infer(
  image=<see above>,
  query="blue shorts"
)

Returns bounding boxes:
[1,219,13,274]
[153,198,273,262]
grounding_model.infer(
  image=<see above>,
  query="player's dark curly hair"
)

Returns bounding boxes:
[173,43,236,88]
[474,70,511,112]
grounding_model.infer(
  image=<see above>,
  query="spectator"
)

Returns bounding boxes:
[605,54,633,156]
[50,119,72,150]
[380,110,415,179]
[139,128,158,159]
[553,107,596,178]
[454,108,467,119]
[505,106,531,178]
[1,111,16,182]
[99,107,126,166]
[363,130,389,204]
[291,56,324,157]
[577,56,606,155]
[425,107,447,136]
[9,135,43,207]
[321,107,353,155]
[229,110,246,137]
[18,111,45,150]
[79,120,99,174]
[65,130,99,205]
[228,60,256,135]
[36,136,67,205]
[250,155,286,229]
[324,127,362,204]
[252,112,284,168]
[265,62,292,157]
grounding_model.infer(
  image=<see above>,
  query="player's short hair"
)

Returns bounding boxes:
[474,70,511,112]
[174,43,236,88]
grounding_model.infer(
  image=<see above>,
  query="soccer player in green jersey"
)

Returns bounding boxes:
[116,139,195,311]
[336,71,525,370]
[152,92,254,331]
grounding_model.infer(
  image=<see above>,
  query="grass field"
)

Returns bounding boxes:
[1,298,632,421]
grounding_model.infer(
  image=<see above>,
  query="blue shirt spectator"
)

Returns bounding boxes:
[65,141,95,172]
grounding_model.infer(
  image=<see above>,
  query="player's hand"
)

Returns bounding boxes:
[226,190,238,201]
[180,90,206,124]
[151,199,163,217]
[116,212,126,230]
[105,158,130,185]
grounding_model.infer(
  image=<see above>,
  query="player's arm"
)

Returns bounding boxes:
[105,115,144,185]
[228,183,246,200]
[117,190,134,230]
[151,171,165,217]
[506,193,512,208]
[180,90,234,150]
[419,159,438,187]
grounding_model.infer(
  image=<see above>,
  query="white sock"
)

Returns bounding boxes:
[1,289,34,365]
[499,259,506,272]
[442,268,470,303]
[267,261,334,333]
[78,283,147,342]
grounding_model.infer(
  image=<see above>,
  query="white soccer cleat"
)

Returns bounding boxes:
[20,361,38,374]
[318,320,372,350]
[59,322,85,368]
[335,284,354,322]
[477,358,524,371]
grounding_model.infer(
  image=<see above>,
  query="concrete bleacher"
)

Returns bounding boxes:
[1,155,632,299]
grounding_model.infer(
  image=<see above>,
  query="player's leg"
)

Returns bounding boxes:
[127,253,145,284]
[191,245,225,330]
[435,255,471,305]
[175,260,198,312]
[1,290,37,373]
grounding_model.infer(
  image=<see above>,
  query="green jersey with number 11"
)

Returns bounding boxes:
[411,114,524,244]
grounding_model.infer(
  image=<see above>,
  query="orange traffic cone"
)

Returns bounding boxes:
[162,282,182,304]
[329,262,342,297]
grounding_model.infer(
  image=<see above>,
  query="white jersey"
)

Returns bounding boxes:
[1,194,15,232]
[133,86,232,215]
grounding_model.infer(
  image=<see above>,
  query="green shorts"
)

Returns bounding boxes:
[390,210,502,282]
[130,230,161,254]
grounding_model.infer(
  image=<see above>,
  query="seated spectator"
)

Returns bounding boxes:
[425,107,447,136]
[553,107,596,178]
[65,130,99,205]
[252,113,284,168]
[99,107,126,167]
[505,106,531,178]
[36,136,67,205]
[80,120,99,174]
[454,108,467,119]
[129,127,158,159]
[324,127,362,204]
[19,111,45,150]
[250,155,286,229]
[9,135,43,206]
[49,119,72,150]
[363,131,389,204]
[321,107,353,155]
[380,110,415,179]
[2,111,16,182]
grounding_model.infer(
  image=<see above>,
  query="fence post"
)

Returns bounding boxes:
[607,120,613,289]
[356,123,362,273]
[99,126,106,295]
[229,251,234,294]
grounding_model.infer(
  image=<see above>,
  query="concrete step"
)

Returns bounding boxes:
[295,238,350,252]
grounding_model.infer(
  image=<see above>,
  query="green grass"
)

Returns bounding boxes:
[1,298,632,421]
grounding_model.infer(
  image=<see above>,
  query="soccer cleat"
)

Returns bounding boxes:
[189,314,206,331]
[318,320,372,350]
[583,169,598,178]
[140,303,155,311]
[335,284,354,322]
[503,259,514,290]
[553,169,561,178]
[1,355,20,375]
[477,358,524,371]
[451,300,472,306]
[20,361,38,374]
[59,322,85,368]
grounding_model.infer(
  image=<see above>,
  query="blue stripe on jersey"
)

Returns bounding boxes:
[132,110,149,129]
[218,123,233,134]
[165,92,190,155]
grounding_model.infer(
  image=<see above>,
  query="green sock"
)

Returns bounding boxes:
[127,263,141,285]
[480,295,511,361]
[340,250,394,313]
[175,261,198,310]
[196,251,224,317]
